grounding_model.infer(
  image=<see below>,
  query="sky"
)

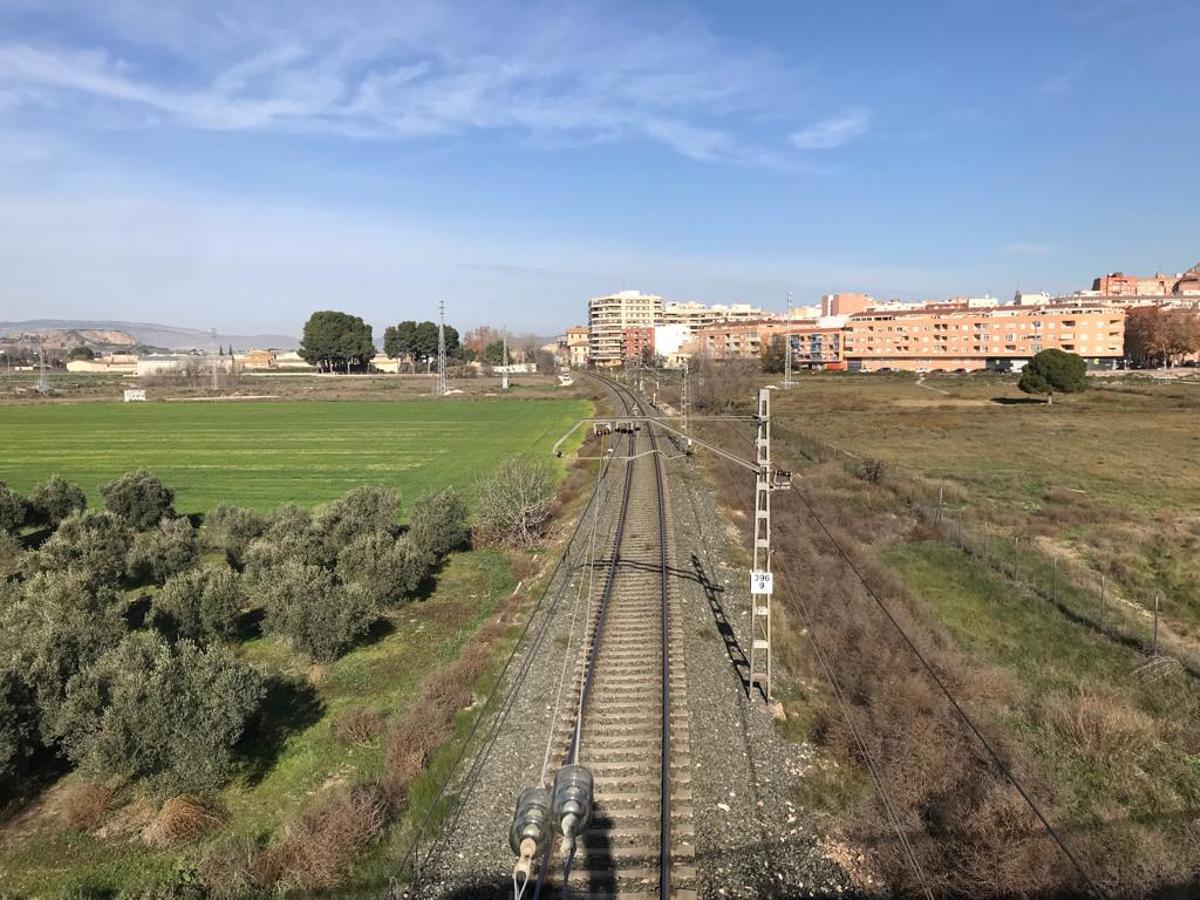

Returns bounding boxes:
[0,0,1197,336]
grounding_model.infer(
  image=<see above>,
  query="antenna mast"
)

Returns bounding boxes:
[501,334,510,391]
[435,301,448,397]
[35,341,49,393]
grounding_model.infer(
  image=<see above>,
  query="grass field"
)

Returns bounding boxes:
[0,397,590,512]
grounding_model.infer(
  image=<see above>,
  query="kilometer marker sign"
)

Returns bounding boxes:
[750,570,773,595]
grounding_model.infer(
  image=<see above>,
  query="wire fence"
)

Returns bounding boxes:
[772,421,1195,679]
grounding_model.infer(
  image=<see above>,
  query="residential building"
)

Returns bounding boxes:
[565,326,589,368]
[587,291,663,367]
[842,303,1125,372]
[821,292,873,317]
[622,326,655,362]
[1092,263,1200,297]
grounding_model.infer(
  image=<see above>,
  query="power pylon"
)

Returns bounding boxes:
[435,301,448,397]
[749,388,774,698]
[680,358,690,445]
[34,342,49,394]
[501,335,509,391]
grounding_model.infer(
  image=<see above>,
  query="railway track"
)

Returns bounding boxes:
[538,375,695,898]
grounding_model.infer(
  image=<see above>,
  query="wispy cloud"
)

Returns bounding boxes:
[1000,242,1053,257]
[0,1,809,166]
[790,107,871,150]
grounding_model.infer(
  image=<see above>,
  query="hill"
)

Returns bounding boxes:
[0,319,298,351]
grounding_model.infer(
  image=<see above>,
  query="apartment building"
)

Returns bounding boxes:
[622,326,655,362]
[587,291,663,367]
[842,303,1125,372]
[661,301,770,330]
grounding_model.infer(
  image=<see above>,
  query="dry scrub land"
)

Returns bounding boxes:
[694,371,1200,897]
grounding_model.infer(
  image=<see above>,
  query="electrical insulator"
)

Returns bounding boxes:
[509,786,552,883]
[552,765,594,860]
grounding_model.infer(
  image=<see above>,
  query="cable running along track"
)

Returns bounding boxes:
[540,374,694,898]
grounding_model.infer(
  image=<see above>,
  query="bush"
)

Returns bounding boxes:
[52,632,265,795]
[257,560,375,661]
[61,781,117,831]
[262,784,387,891]
[201,505,266,568]
[4,569,127,733]
[0,482,26,534]
[149,567,246,646]
[335,531,431,606]
[100,469,176,530]
[408,488,470,558]
[142,795,222,848]
[126,518,200,585]
[242,504,330,577]
[331,708,384,747]
[474,458,556,548]
[28,475,87,527]
[316,486,401,551]
[33,510,133,588]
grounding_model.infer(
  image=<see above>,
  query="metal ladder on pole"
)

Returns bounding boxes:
[749,387,773,698]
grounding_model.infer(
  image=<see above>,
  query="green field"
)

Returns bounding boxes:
[0,398,590,512]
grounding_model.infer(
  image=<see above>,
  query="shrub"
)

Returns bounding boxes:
[4,569,127,733]
[149,567,246,646]
[263,784,387,891]
[126,518,200,585]
[202,505,266,567]
[28,475,87,527]
[316,486,401,551]
[0,482,26,534]
[335,531,432,606]
[257,560,375,661]
[408,488,470,559]
[242,504,330,577]
[100,469,176,530]
[142,795,222,848]
[52,632,265,795]
[473,458,556,548]
[198,833,267,898]
[331,707,385,748]
[33,510,133,588]
[61,780,116,831]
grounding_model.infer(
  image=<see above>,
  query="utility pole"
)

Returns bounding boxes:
[435,301,448,397]
[783,291,795,390]
[749,388,774,699]
[210,328,219,391]
[680,359,690,446]
[501,335,510,391]
[34,341,49,394]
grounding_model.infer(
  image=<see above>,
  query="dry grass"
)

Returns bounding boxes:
[141,795,222,848]
[198,834,269,899]
[60,781,115,832]
[259,784,387,891]
[1039,689,1158,768]
[331,707,385,747]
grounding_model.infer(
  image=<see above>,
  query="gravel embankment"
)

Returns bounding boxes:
[414,447,858,899]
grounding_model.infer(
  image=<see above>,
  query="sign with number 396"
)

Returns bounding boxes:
[750,570,773,595]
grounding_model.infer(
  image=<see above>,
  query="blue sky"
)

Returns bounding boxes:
[0,0,1197,335]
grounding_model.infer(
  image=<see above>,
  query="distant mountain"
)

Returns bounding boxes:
[0,319,299,351]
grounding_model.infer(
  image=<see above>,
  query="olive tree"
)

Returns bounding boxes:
[52,631,265,795]
[149,567,246,646]
[32,510,133,588]
[0,483,26,534]
[201,505,266,568]
[316,486,401,551]
[2,569,126,735]
[126,518,199,585]
[408,488,470,559]
[336,532,432,606]
[100,469,176,530]
[0,664,39,781]
[257,560,374,661]
[28,475,87,527]
[474,458,556,548]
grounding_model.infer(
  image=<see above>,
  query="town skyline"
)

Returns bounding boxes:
[2,1,1198,333]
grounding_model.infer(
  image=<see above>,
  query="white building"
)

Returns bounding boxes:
[587,290,664,368]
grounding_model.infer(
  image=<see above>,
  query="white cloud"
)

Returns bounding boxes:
[790,107,871,150]
[0,1,804,165]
